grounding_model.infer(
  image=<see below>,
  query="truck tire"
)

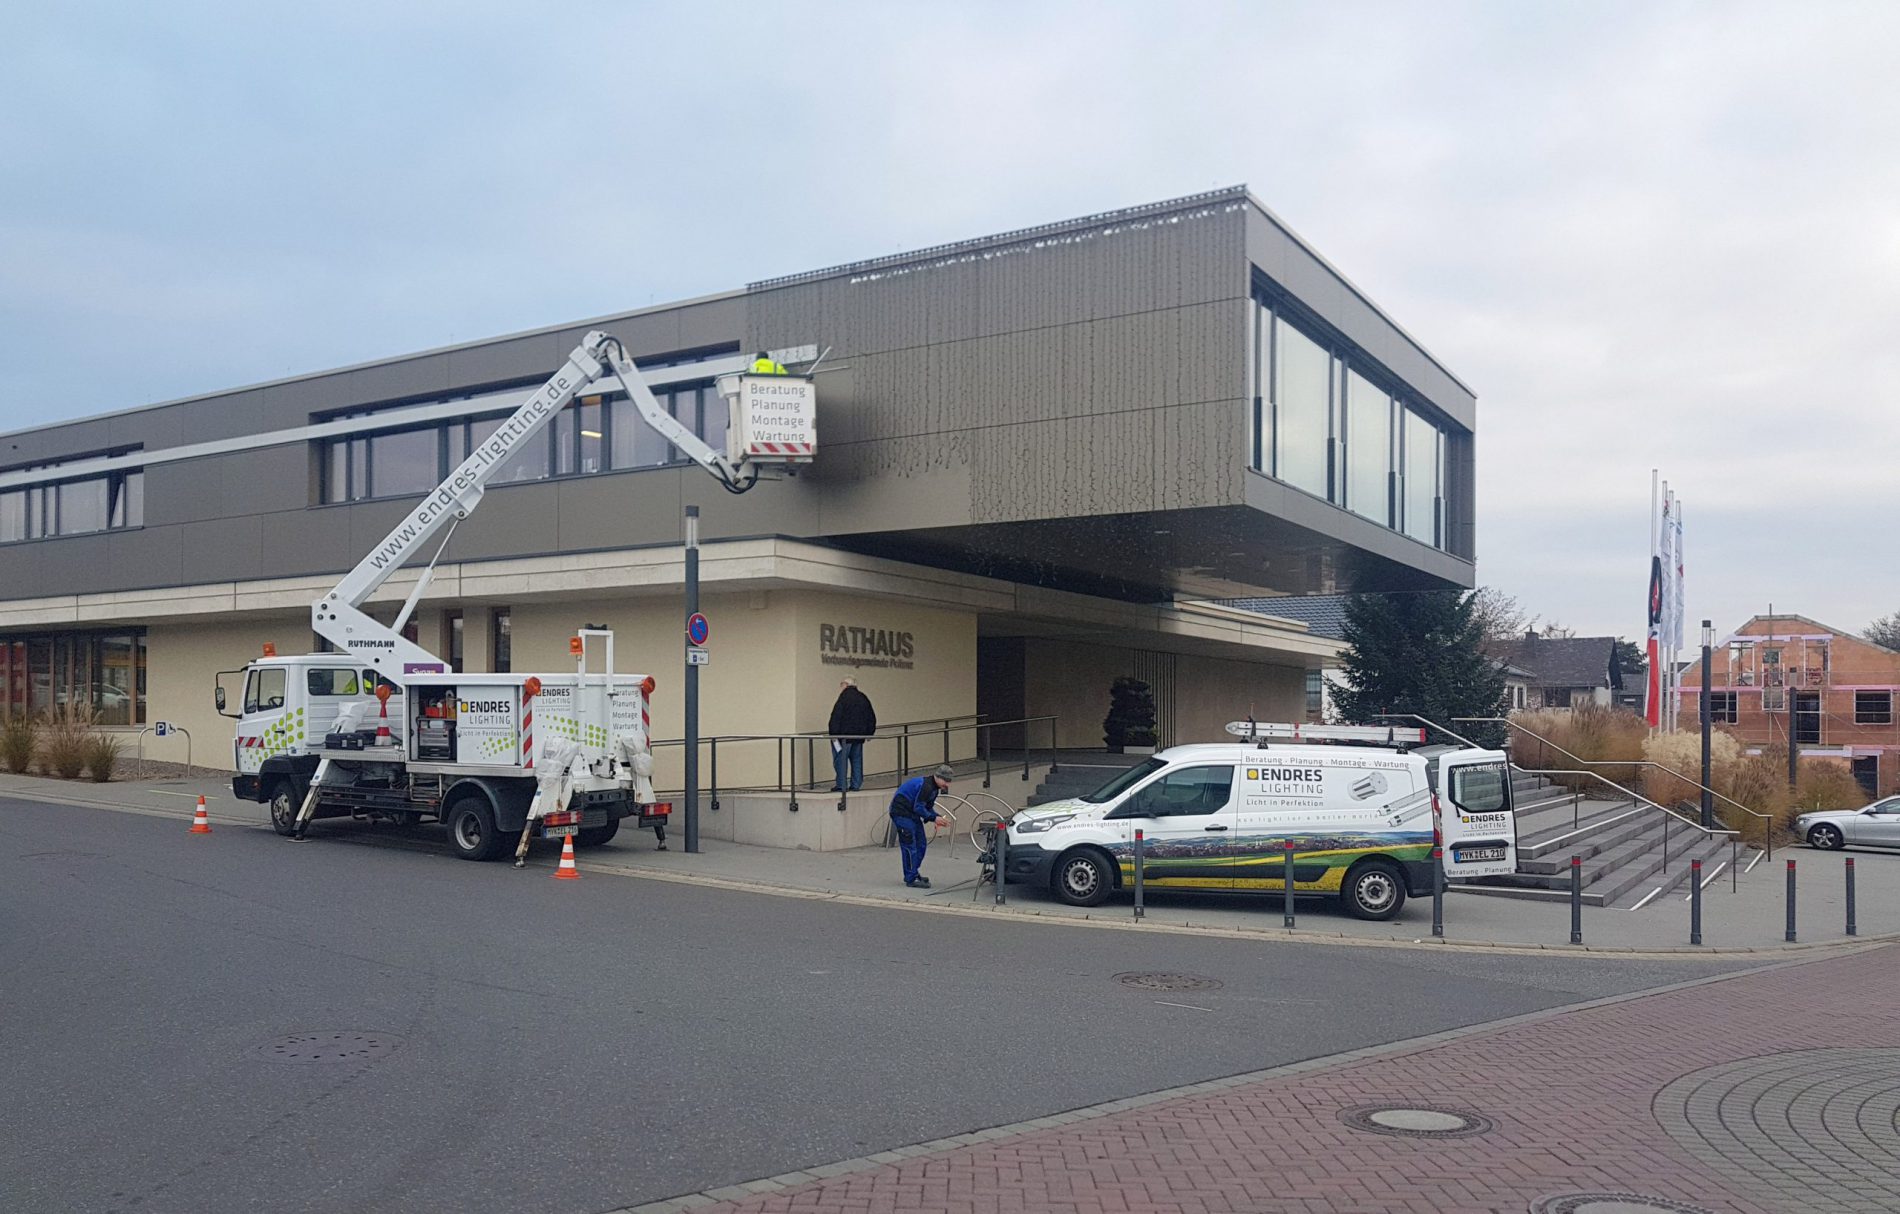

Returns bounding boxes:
[575,819,620,848]
[444,791,506,862]
[1342,860,1407,921]
[1052,848,1113,907]
[267,780,301,837]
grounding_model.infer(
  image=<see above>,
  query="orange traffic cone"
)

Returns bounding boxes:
[190,795,212,834]
[553,835,580,880]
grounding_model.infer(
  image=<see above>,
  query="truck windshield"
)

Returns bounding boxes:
[1079,757,1167,803]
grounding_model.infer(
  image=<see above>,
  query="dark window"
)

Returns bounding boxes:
[1707,691,1738,724]
[0,629,146,724]
[1304,670,1323,718]
[492,608,512,674]
[1125,765,1235,818]
[1449,762,1509,815]
[307,669,361,696]
[1545,688,1574,708]
[1856,691,1893,726]
[443,611,464,674]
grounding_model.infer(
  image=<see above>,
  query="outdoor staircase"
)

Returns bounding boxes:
[1459,769,1747,908]
[1026,752,1151,806]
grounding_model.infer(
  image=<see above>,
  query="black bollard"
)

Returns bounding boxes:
[1431,845,1444,939]
[1846,857,1856,938]
[1283,839,1296,929]
[1690,858,1703,946]
[1785,859,1797,943]
[1133,829,1145,920]
[1569,855,1583,945]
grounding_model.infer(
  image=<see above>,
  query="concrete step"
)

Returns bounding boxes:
[1610,833,1741,909]
[1518,804,1648,862]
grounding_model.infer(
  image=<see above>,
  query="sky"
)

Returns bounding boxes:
[3,1,1897,642]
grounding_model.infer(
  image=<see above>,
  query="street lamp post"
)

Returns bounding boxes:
[1700,619,1714,830]
[684,505,700,854]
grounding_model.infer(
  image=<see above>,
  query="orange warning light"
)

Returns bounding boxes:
[523,676,542,698]
[262,642,277,657]
[569,636,585,656]
[640,676,657,697]
[375,683,393,704]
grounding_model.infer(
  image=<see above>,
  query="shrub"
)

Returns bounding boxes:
[42,704,94,780]
[0,712,37,774]
[83,731,123,783]
[1103,677,1157,750]
[1794,757,1867,817]
[1511,704,1647,794]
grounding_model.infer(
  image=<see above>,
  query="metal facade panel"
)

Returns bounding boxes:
[175,514,264,585]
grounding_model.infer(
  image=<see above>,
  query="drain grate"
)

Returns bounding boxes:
[1114,972,1223,993]
[252,1032,401,1064]
[1528,1196,1714,1214]
[1338,1104,1493,1139]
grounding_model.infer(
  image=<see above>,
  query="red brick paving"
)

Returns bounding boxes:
[697,947,1899,1214]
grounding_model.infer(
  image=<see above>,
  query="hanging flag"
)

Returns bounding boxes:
[1644,552,1663,727]
[1669,492,1686,651]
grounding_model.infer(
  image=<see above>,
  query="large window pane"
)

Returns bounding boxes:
[492,424,550,485]
[1345,371,1391,525]
[368,428,438,498]
[553,403,579,476]
[1403,408,1439,544]
[1273,318,1330,497]
[612,395,670,469]
[56,479,108,535]
[0,491,22,542]
[577,399,605,474]
[97,634,136,726]
[697,387,727,459]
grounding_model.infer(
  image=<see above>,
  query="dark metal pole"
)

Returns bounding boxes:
[1785,859,1797,943]
[1282,839,1296,928]
[1569,855,1583,945]
[1690,858,1703,946]
[684,505,700,854]
[1133,829,1145,920]
[1846,857,1857,937]
[710,738,719,813]
[994,824,1006,906]
[1700,620,1714,830]
[1431,844,1444,938]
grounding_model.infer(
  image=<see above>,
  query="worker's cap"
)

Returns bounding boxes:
[933,764,955,783]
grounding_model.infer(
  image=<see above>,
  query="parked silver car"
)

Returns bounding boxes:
[1798,797,1900,851]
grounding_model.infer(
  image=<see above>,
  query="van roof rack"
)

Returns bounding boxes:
[1223,721,1426,750]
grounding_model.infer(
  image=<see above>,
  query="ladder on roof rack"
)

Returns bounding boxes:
[1223,721,1426,746]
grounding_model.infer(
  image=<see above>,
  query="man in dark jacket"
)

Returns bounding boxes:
[827,678,877,792]
[888,765,952,888]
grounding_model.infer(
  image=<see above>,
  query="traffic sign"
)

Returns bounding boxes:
[686,612,710,646]
[687,648,710,667]
[155,721,174,737]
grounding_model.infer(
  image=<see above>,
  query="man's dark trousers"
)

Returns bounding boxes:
[892,815,928,885]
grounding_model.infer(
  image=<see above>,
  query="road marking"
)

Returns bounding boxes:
[1684,861,1729,899]
[146,790,202,798]
[1629,886,1665,911]
[1744,850,1767,874]
[1154,1000,1213,1012]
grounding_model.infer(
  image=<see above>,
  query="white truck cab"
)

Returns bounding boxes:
[1001,723,1517,921]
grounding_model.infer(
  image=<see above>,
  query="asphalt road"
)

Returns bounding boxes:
[0,796,1761,1214]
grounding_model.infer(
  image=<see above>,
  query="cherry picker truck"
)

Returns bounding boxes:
[216,331,816,862]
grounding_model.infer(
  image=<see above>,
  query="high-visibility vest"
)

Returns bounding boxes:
[751,357,787,375]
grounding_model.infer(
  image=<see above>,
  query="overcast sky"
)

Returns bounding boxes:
[3,1,1896,643]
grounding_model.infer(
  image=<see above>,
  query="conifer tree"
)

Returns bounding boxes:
[1330,591,1507,748]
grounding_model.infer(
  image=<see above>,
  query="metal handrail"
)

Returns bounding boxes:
[1371,713,1483,749]
[1457,716,1775,858]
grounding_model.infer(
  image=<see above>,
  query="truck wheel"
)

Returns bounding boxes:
[268,781,301,837]
[1342,860,1407,921]
[575,819,620,848]
[1052,849,1113,907]
[444,792,505,862]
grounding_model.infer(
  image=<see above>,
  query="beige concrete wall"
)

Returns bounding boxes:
[1025,639,1305,749]
[145,613,303,770]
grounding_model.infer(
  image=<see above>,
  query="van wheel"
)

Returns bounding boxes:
[1052,850,1112,907]
[444,792,505,862]
[576,820,620,848]
[267,781,300,837]
[1342,861,1407,921]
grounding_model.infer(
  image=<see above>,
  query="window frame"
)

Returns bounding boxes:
[1855,691,1894,726]
[1707,691,1739,724]
[1121,764,1236,819]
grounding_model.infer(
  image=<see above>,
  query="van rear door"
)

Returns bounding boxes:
[1438,753,1517,877]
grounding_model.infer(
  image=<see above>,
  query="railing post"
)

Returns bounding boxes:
[1785,859,1797,943]
[1049,717,1059,775]
[806,736,815,791]
[1569,855,1583,945]
[900,726,910,778]
[1845,857,1856,937]
[710,738,720,813]
[942,718,950,767]
[1282,839,1296,929]
[1690,858,1703,946]
[984,724,993,789]
[1133,829,1145,920]
[1731,837,1738,893]
[1662,813,1670,872]
[777,738,784,793]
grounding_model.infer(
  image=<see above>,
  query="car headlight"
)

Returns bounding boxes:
[1012,813,1073,835]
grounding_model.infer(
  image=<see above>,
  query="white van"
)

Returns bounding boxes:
[1000,723,1516,920]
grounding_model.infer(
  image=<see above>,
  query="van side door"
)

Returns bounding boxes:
[1108,764,1238,889]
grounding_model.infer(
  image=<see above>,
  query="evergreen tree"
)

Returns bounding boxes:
[1330,591,1508,748]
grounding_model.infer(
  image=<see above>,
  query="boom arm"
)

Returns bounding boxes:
[313,330,754,677]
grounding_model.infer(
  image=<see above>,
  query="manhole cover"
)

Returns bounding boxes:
[1114,972,1223,992]
[252,1032,401,1064]
[1338,1104,1493,1139]
[1653,1047,1900,1214]
[1528,1197,1713,1214]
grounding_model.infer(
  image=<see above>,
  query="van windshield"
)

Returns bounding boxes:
[1079,757,1167,803]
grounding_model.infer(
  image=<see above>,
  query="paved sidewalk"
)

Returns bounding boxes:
[630,945,1900,1214]
[3,768,1896,954]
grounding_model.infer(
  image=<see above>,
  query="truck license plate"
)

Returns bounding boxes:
[544,824,579,838]
[1458,846,1506,862]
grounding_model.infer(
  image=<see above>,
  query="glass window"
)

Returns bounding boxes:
[1449,762,1509,814]
[1304,670,1324,718]
[492,425,550,485]
[1402,408,1439,544]
[0,491,22,542]
[1273,318,1330,498]
[1345,371,1390,524]
[492,608,512,673]
[108,472,143,528]
[612,394,670,470]
[553,403,579,476]
[1708,691,1739,724]
[696,388,727,460]
[307,668,361,696]
[27,638,53,712]
[244,667,287,713]
[1125,765,1234,818]
[54,479,108,535]
[1856,692,1893,725]
[443,611,464,674]
[367,428,438,498]
[577,399,605,474]
[96,633,137,726]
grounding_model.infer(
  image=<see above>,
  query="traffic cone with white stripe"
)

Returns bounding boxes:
[553,834,580,880]
[190,795,211,834]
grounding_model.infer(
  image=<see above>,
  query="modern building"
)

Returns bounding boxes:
[1678,614,1900,797]
[0,186,1477,786]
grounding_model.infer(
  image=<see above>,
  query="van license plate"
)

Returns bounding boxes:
[1458,846,1506,862]
[544,824,578,838]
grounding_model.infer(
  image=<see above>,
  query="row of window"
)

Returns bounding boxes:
[0,630,147,726]
[322,384,728,505]
[0,469,143,544]
[1701,690,1894,725]
[1250,291,1447,549]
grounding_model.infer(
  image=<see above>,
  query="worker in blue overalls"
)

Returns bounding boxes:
[889,764,953,888]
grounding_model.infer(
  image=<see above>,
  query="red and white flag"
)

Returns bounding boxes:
[1644,552,1664,728]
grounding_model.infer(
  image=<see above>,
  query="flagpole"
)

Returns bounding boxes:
[1665,481,1676,733]
[1650,470,1660,734]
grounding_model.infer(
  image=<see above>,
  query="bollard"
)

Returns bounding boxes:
[1846,857,1857,938]
[1431,846,1444,938]
[1785,859,1796,943]
[1283,839,1296,929]
[1569,855,1583,945]
[1690,858,1703,946]
[995,825,1007,906]
[1133,829,1145,920]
